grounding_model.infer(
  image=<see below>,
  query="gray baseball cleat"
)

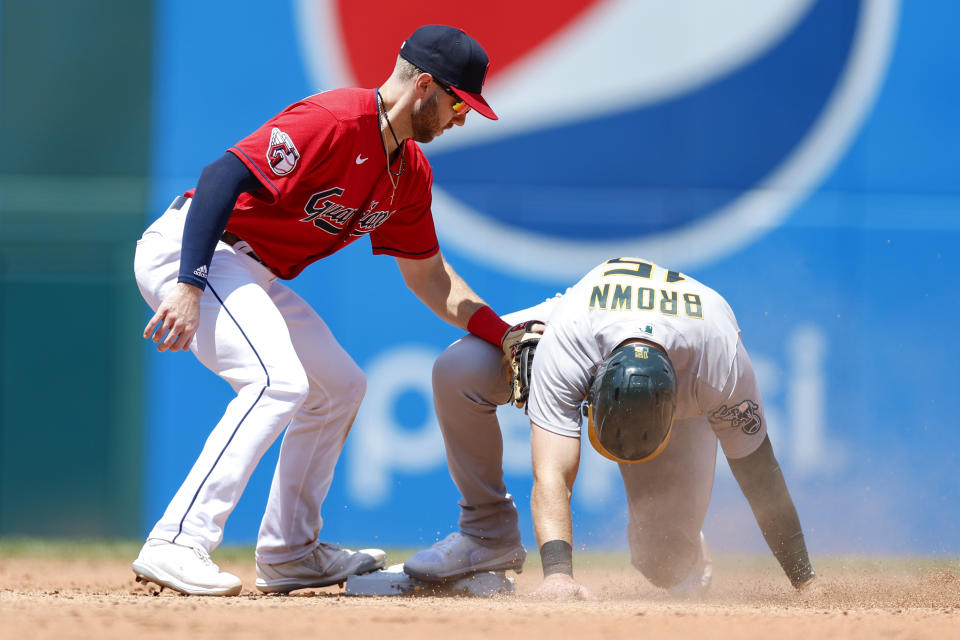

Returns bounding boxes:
[132,538,243,596]
[255,542,387,593]
[403,532,526,583]
[668,531,713,597]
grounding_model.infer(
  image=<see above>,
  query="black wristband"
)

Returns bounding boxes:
[540,540,573,578]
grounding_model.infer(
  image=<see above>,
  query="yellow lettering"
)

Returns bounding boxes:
[684,293,703,319]
[591,282,705,320]
[612,285,632,310]
[660,290,678,316]
[589,284,610,309]
[637,287,655,310]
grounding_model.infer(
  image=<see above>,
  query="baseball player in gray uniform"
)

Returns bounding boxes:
[404,257,817,599]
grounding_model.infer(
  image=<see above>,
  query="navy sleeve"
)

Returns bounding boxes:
[177,153,262,289]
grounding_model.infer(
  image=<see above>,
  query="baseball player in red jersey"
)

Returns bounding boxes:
[131,25,522,596]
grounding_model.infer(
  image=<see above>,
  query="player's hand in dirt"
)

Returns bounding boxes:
[528,573,597,601]
[144,282,203,352]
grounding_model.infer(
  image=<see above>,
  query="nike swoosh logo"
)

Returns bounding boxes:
[356,154,368,165]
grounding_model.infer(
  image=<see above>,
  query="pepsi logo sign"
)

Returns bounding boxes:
[296,0,898,281]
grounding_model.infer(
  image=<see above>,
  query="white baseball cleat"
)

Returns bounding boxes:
[132,538,242,596]
[255,542,387,593]
[668,531,713,597]
[403,532,526,583]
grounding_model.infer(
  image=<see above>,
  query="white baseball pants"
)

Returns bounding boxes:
[134,200,365,564]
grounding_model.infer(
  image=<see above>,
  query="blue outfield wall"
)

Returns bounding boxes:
[144,1,958,555]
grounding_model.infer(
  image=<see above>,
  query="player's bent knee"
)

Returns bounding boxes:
[338,362,366,407]
[264,366,311,408]
[298,361,365,419]
[629,530,699,589]
[433,336,503,398]
[631,550,693,589]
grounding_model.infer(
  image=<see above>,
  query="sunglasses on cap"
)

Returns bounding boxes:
[433,78,471,115]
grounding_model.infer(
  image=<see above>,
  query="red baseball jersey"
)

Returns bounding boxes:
[190,88,440,280]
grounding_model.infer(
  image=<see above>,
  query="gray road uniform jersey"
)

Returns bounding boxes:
[430,258,768,588]
[527,258,765,460]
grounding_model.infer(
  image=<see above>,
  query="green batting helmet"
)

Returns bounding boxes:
[586,342,678,463]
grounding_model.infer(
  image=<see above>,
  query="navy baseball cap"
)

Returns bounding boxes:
[399,25,498,120]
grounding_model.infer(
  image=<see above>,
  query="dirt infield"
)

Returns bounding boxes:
[0,543,957,640]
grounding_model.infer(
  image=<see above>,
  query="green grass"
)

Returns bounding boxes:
[0,539,630,569]
[0,538,144,560]
[0,538,416,564]
[0,537,955,575]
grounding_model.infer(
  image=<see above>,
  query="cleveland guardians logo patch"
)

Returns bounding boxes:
[709,400,763,435]
[267,127,300,176]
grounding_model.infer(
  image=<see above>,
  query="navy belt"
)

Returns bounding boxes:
[221,231,268,267]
